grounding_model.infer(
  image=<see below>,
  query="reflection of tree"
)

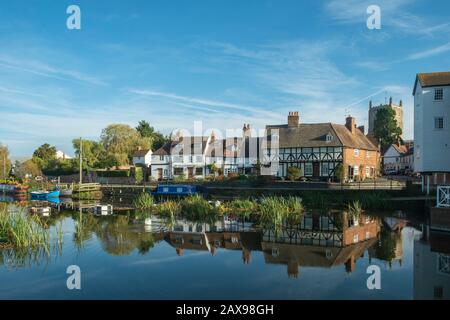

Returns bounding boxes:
[74,214,155,256]
[374,229,397,263]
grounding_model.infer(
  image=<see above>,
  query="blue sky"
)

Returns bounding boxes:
[1,0,450,157]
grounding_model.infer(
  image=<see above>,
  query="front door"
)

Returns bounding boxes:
[188,167,194,179]
[313,162,320,178]
[157,168,163,181]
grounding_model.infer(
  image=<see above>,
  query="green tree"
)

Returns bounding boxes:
[72,139,107,169]
[136,120,168,151]
[373,107,402,147]
[101,124,151,166]
[287,166,302,181]
[15,159,42,179]
[0,143,12,180]
[32,143,57,170]
[334,163,344,182]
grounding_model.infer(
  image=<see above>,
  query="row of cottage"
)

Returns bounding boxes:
[133,112,381,182]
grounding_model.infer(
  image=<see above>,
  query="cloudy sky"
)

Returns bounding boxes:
[1,0,450,157]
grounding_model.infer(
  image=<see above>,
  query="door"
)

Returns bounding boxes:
[313,162,320,178]
[188,167,194,179]
[157,168,163,181]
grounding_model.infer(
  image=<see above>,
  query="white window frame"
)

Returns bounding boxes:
[354,149,360,157]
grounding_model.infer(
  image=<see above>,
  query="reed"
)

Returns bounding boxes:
[224,199,258,219]
[0,206,50,250]
[259,196,304,234]
[153,200,181,220]
[133,192,155,209]
[348,200,363,218]
[180,195,218,222]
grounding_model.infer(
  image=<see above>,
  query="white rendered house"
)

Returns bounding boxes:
[413,72,450,189]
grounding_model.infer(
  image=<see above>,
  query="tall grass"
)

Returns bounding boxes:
[153,200,181,220]
[348,200,363,218]
[133,192,155,209]
[224,199,258,219]
[180,195,218,222]
[259,196,304,234]
[0,206,50,250]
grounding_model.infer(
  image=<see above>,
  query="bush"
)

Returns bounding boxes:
[287,167,301,181]
[135,167,143,184]
[133,192,154,209]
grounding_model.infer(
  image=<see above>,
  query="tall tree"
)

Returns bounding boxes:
[373,107,402,147]
[32,143,57,170]
[15,159,42,179]
[136,120,168,151]
[72,139,106,169]
[0,143,12,180]
[101,124,151,166]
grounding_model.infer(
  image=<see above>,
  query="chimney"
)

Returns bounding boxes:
[389,96,393,106]
[358,125,365,134]
[369,100,372,108]
[288,111,299,127]
[399,99,403,107]
[242,123,252,138]
[345,116,356,135]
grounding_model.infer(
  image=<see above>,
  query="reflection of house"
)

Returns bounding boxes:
[414,228,450,300]
[266,112,380,181]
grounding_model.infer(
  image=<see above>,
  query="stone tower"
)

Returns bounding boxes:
[368,97,404,137]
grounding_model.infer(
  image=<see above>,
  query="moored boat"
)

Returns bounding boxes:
[31,190,61,200]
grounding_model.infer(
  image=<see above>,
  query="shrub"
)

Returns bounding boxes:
[287,167,302,181]
[133,192,154,209]
[135,167,143,184]
[96,170,130,178]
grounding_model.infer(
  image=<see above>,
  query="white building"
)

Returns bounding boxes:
[132,149,152,168]
[413,72,450,188]
[56,150,72,160]
[383,144,408,173]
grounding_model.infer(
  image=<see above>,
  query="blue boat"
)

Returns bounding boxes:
[153,184,202,196]
[31,190,61,201]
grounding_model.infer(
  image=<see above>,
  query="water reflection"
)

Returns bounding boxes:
[1,198,450,299]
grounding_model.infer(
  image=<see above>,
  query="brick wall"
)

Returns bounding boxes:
[342,147,380,180]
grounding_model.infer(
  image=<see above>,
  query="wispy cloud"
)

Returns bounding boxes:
[0,54,107,86]
[406,41,450,60]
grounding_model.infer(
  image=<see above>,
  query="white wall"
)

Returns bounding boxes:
[414,83,450,173]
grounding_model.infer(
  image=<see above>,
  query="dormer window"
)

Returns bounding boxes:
[326,133,333,142]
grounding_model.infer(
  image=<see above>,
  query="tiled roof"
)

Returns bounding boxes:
[133,149,151,157]
[266,123,378,151]
[413,72,450,94]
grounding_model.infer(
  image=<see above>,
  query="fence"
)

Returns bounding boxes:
[437,186,450,208]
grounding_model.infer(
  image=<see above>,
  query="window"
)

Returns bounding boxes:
[366,166,370,177]
[365,231,371,240]
[354,149,360,157]
[353,234,359,243]
[321,163,329,176]
[160,156,164,161]
[326,133,333,142]
[163,169,168,176]
[435,88,444,101]
[305,163,313,176]
[366,151,370,158]
[435,117,444,129]
[354,165,359,176]
[195,167,203,175]
[174,168,184,175]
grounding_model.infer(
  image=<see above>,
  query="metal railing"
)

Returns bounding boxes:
[437,186,450,208]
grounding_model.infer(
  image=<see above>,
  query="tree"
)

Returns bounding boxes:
[0,143,11,180]
[15,159,42,179]
[373,107,402,147]
[287,166,301,181]
[136,120,168,151]
[101,124,151,166]
[72,139,106,169]
[32,143,57,170]
[335,163,345,182]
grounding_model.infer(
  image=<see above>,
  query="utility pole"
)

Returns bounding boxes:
[2,153,6,180]
[79,137,83,185]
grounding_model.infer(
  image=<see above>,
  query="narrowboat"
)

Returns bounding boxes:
[153,184,203,197]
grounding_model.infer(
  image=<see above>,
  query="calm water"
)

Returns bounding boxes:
[0,199,449,300]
